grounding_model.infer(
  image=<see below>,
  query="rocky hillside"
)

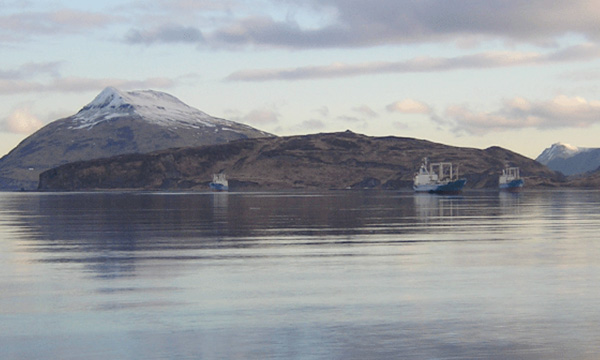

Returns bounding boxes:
[544,149,600,176]
[38,131,565,191]
[536,143,600,175]
[0,87,272,190]
[566,167,600,187]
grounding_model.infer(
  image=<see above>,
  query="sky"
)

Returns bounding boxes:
[2,0,600,159]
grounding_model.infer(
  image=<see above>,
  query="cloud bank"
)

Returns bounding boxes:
[444,95,600,134]
[4,1,600,51]
[125,25,205,45]
[121,0,600,49]
[0,9,117,41]
[226,45,600,81]
[0,61,177,95]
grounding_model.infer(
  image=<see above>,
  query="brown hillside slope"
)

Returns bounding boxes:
[38,131,565,191]
[567,167,600,188]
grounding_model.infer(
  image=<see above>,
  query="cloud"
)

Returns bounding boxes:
[353,105,378,118]
[125,25,205,44]
[6,1,600,49]
[0,62,62,80]
[1,107,44,134]
[299,119,326,131]
[314,106,330,117]
[240,109,280,126]
[444,95,600,135]
[0,77,177,95]
[387,99,431,114]
[207,0,600,49]
[392,121,409,130]
[212,15,349,49]
[286,118,326,134]
[156,0,235,12]
[52,77,177,92]
[0,62,177,95]
[338,115,363,123]
[336,115,370,132]
[226,45,600,81]
[0,9,117,41]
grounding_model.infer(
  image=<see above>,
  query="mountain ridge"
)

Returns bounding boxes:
[0,87,272,190]
[535,142,584,164]
[536,142,600,176]
[71,87,258,132]
[38,131,566,191]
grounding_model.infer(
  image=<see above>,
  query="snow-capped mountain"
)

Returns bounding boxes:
[536,142,600,176]
[71,87,253,132]
[535,142,585,165]
[0,87,273,190]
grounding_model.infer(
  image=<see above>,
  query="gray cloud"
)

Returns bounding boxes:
[125,25,205,45]
[313,106,330,117]
[155,0,235,12]
[209,0,600,49]
[443,96,600,135]
[0,62,62,80]
[212,16,350,48]
[239,108,280,126]
[353,105,378,118]
[5,1,600,49]
[0,80,45,94]
[0,77,177,95]
[298,119,326,131]
[285,118,326,134]
[226,45,600,81]
[0,9,117,40]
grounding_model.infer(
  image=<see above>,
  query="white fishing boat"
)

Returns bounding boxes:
[499,166,524,191]
[413,158,467,194]
[209,173,229,191]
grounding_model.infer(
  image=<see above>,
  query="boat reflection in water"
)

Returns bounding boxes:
[413,192,463,219]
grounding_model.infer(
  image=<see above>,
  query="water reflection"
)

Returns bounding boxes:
[210,192,228,214]
[3,190,599,276]
[413,193,463,219]
[2,190,600,360]
[0,190,583,280]
[2,191,473,279]
[498,191,522,212]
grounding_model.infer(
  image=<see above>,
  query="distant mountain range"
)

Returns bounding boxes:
[536,143,600,176]
[38,131,566,191]
[0,87,272,190]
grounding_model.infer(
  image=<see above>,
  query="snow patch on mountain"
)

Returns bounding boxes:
[535,142,588,164]
[70,87,233,130]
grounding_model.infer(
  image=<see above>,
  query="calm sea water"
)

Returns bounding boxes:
[1,190,599,359]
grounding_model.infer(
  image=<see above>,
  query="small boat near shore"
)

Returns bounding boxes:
[209,173,229,191]
[413,158,467,194]
[499,166,524,191]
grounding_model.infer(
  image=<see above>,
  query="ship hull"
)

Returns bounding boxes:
[209,183,228,191]
[414,178,467,194]
[499,179,524,192]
